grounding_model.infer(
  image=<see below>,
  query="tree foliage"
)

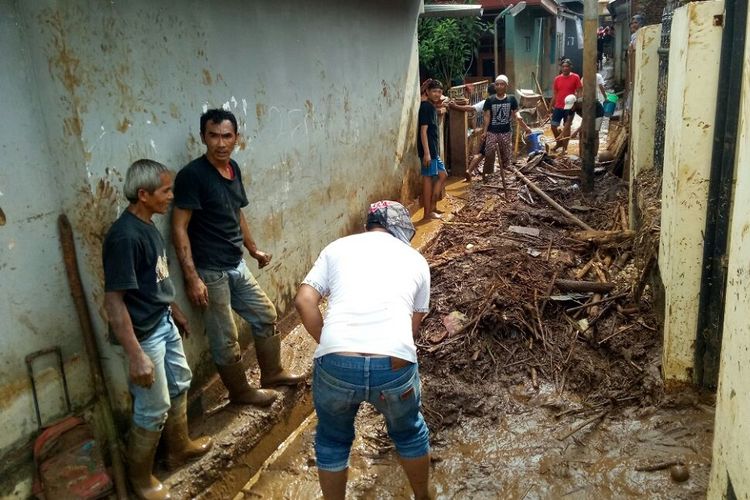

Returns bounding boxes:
[418,8,492,87]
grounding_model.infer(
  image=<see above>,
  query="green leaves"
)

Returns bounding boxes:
[418,10,492,87]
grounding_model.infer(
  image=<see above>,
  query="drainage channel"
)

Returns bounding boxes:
[163,322,317,500]
[165,185,467,499]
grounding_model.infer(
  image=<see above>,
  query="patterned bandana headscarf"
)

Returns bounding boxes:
[366,200,415,245]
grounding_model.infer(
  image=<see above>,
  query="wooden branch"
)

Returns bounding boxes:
[575,258,595,280]
[555,410,608,441]
[555,279,616,293]
[619,205,629,231]
[512,168,594,231]
[633,253,657,304]
[571,229,635,244]
[635,460,683,472]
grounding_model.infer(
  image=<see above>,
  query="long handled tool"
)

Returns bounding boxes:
[58,214,128,499]
[531,71,550,115]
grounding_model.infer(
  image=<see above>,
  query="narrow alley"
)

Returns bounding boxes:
[1,1,748,499]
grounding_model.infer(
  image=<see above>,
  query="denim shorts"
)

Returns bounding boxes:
[551,107,571,126]
[313,354,430,472]
[421,157,447,177]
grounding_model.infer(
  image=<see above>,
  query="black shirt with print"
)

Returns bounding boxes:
[483,95,519,134]
[173,155,249,271]
[103,210,176,340]
[417,101,439,159]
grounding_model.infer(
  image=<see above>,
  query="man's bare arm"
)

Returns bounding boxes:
[170,301,191,338]
[238,210,271,268]
[515,111,531,133]
[420,124,431,166]
[104,291,154,388]
[412,312,426,339]
[295,284,323,343]
[172,207,208,306]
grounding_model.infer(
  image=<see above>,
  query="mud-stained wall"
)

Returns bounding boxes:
[0,0,422,491]
[658,1,723,383]
[708,6,750,497]
[629,25,660,180]
[628,25,660,229]
[505,11,558,94]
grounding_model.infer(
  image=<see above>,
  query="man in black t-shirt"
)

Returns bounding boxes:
[482,75,531,176]
[172,109,303,407]
[103,159,212,499]
[417,79,448,221]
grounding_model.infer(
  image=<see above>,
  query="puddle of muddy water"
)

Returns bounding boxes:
[239,383,713,500]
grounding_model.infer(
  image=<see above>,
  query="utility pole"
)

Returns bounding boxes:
[581,0,598,192]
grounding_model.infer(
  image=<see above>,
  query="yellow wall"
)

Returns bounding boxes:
[708,5,750,498]
[629,25,661,227]
[630,25,660,178]
[659,1,724,382]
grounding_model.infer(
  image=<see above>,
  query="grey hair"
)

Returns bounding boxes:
[123,159,171,203]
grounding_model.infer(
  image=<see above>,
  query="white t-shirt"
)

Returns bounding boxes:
[597,73,606,102]
[302,231,430,362]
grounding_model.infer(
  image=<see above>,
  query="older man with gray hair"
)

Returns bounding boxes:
[295,201,433,500]
[103,159,212,499]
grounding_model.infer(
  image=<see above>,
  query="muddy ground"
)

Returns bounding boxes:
[238,155,715,499]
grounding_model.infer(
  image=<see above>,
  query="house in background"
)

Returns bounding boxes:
[463,0,586,96]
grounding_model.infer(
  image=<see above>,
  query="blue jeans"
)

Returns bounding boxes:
[198,260,278,366]
[129,311,192,431]
[313,354,430,472]
[420,157,447,177]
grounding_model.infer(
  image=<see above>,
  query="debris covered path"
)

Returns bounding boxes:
[238,158,714,499]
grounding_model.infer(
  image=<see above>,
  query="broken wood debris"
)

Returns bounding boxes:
[555,279,615,294]
[417,153,662,432]
[555,410,609,441]
[508,225,541,237]
[512,167,594,231]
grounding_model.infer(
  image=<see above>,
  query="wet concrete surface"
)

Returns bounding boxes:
[162,324,317,499]
[409,177,468,250]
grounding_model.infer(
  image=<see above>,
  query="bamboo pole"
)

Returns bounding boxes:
[512,167,594,230]
[59,215,128,499]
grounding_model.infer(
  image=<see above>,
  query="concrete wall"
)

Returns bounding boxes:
[708,5,750,497]
[628,24,661,227]
[659,0,724,383]
[0,0,422,491]
[505,10,558,93]
[629,25,660,178]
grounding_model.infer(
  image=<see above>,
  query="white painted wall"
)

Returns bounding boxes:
[708,5,750,497]
[0,0,422,493]
[659,0,724,383]
[628,24,661,227]
[629,25,660,178]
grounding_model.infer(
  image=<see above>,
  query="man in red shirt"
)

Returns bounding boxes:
[551,59,582,152]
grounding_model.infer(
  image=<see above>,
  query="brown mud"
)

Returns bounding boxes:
[238,156,715,499]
